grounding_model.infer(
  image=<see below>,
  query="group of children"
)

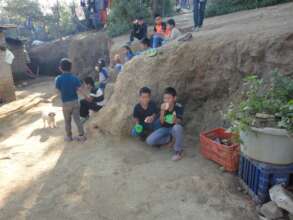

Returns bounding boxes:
[55,58,185,161]
[126,0,208,48]
[127,15,182,49]
[132,87,185,161]
[112,6,208,74]
[81,0,111,29]
[54,11,208,161]
[111,15,183,74]
[55,58,108,142]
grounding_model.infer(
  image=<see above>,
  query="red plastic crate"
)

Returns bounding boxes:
[200,128,240,172]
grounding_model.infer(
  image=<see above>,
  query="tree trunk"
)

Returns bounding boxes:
[152,0,162,17]
[56,0,61,38]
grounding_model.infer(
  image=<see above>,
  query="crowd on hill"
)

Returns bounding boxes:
[55,1,207,161]
[80,0,111,29]
[127,15,182,48]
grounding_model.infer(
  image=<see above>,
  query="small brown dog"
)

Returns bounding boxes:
[42,111,57,128]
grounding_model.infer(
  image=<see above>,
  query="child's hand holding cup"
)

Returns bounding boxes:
[144,116,154,124]
[161,103,169,111]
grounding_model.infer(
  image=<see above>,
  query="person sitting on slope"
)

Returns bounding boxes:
[132,87,159,140]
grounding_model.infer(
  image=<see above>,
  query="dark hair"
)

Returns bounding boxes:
[83,76,95,88]
[140,38,150,47]
[123,45,133,53]
[0,45,6,51]
[60,58,72,72]
[98,58,106,68]
[164,87,177,97]
[154,13,161,19]
[139,87,151,96]
[167,19,176,27]
[137,16,144,21]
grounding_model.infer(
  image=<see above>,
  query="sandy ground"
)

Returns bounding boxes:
[0,78,258,220]
[3,3,290,218]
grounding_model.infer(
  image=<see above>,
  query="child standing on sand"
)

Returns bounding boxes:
[55,58,86,142]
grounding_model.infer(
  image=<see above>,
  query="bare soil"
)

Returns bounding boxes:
[3,3,292,219]
[97,2,293,136]
[0,79,258,220]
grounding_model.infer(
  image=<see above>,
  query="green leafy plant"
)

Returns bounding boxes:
[226,71,293,134]
[107,0,174,37]
[107,0,151,37]
[276,100,293,133]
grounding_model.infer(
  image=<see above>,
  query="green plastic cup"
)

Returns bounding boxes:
[135,124,144,134]
[145,48,158,57]
[164,114,174,124]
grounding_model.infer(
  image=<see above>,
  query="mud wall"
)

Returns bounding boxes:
[29,31,111,78]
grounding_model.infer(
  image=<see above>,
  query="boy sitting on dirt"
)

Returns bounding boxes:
[165,19,182,41]
[79,77,105,123]
[146,87,184,161]
[132,87,159,140]
[55,58,86,142]
[128,17,148,45]
[122,45,135,62]
[113,54,123,74]
[95,58,109,91]
[152,22,167,48]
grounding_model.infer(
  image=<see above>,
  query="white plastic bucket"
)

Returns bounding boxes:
[240,127,293,165]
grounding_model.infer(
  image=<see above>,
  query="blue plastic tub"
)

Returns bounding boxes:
[238,154,293,204]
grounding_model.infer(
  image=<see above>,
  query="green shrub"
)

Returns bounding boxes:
[206,0,292,17]
[226,72,293,134]
[161,0,175,17]
[107,0,151,37]
[107,0,175,38]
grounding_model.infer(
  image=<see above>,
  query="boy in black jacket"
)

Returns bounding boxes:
[128,17,148,45]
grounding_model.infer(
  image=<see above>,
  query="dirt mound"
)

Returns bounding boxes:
[29,31,111,78]
[93,3,293,136]
[69,32,111,78]
[29,38,70,76]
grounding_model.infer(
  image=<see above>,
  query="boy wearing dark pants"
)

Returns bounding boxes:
[132,87,159,140]
[55,58,86,142]
[80,77,104,122]
[146,87,184,161]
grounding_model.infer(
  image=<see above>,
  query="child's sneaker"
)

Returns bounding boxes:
[172,151,183,161]
[178,33,193,42]
[74,135,87,142]
[64,136,73,142]
[193,27,200,32]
